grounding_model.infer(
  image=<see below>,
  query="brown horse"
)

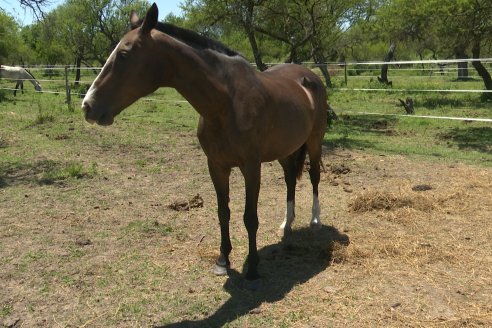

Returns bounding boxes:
[82,3,328,283]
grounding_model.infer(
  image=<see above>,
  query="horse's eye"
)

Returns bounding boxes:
[118,51,128,60]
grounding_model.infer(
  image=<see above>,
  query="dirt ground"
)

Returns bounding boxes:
[1,127,491,327]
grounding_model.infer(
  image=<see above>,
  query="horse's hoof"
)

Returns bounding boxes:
[213,264,228,276]
[244,278,263,291]
[310,221,322,230]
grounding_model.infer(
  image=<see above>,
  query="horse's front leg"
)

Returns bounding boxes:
[207,159,232,276]
[14,81,21,97]
[239,161,261,282]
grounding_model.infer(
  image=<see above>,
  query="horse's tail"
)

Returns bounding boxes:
[295,143,308,180]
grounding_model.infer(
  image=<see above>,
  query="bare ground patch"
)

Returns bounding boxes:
[1,130,491,327]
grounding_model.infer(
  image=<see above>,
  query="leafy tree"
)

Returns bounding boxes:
[434,0,492,95]
[374,0,492,96]
[26,0,149,83]
[338,1,388,63]
[182,0,363,87]
[18,0,50,19]
[0,1,50,20]
[0,10,24,64]
[182,0,270,70]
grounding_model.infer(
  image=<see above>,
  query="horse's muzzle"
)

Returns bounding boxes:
[81,102,114,126]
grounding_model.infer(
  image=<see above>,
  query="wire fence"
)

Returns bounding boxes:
[1,58,492,122]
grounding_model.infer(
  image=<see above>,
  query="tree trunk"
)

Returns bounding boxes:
[471,41,492,99]
[455,48,469,80]
[243,3,267,72]
[378,43,395,85]
[74,56,82,87]
[246,28,267,71]
[286,47,301,64]
[312,50,332,88]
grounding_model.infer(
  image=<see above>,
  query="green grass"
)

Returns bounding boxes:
[122,219,173,237]
[1,73,491,171]
[1,303,13,317]
[325,114,491,165]
[321,68,492,166]
[0,70,491,179]
[39,161,97,184]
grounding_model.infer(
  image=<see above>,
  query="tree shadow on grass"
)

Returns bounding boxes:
[439,126,492,154]
[324,136,376,152]
[419,93,491,110]
[420,97,465,109]
[0,160,51,188]
[335,114,399,134]
[323,114,396,151]
[0,159,87,188]
[156,226,349,328]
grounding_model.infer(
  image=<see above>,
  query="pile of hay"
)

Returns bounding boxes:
[349,189,435,213]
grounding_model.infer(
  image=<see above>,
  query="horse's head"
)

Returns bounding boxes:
[34,81,42,92]
[82,3,163,125]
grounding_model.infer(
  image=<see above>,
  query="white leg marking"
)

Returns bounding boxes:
[311,194,321,227]
[279,200,295,235]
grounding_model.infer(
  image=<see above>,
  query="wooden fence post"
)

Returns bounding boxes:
[344,64,348,86]
[64,66,72,110]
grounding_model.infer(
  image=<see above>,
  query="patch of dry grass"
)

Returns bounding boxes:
[348,189,436,213]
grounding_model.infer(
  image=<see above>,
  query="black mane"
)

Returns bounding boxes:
[154,22,241,58]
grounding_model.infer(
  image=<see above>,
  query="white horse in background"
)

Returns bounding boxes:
[0,65,42,96]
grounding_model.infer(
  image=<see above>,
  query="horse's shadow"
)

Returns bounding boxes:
[157,225,349,328]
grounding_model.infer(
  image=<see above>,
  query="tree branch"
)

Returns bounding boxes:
[19,0,50,20]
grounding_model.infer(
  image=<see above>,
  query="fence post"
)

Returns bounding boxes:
[344,64,348,86]
[64,66,72,110]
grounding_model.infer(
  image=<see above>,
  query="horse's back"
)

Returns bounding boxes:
[262,64,327,128]
[0,65,23,79]
[264,64,323,88]
[263,64,326,104]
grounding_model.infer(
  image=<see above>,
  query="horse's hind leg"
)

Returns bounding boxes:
[239,160,261,282]
[278,154,298,237]
[307,136,323,227]
[207,159,232,276]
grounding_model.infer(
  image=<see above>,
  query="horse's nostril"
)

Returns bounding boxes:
[82,102,91,114]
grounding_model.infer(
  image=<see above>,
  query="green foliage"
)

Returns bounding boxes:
[371,0,492,59]
[0,10,23,63]
[182,0,363,67]
[3,0,492,94]
[15,0,150,66]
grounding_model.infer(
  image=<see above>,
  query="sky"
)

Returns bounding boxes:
[1,0,184,26]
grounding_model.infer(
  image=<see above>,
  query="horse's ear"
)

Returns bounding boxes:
[130,11,140,29]
[141,3,158,35]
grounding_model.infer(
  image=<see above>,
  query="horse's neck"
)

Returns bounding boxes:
[17,69,39,88]
[25,75,39,87]
[20,69,34,82]
[160,36,247,119]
